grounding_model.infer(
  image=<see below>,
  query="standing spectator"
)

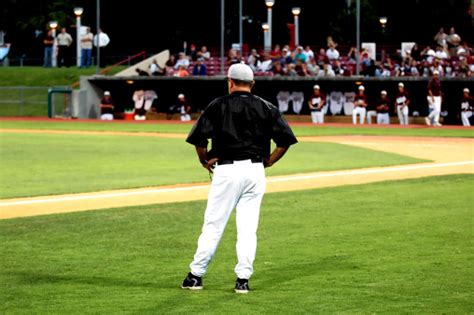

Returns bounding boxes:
[460,88,473,126]
[353,85,368,124]
[93,28,110,68]
[308,85,326,124]
[99,91,114,120]
[410,43,421,61]
[376,91,391,124]
[326,44,340,60]
[192,58,207,76]
[175,52,190,69]
[42,30,54,67]
[178,93,192,121]
[433,27,447,48]
[395,82,410,125]
[56,27,73,67]
[446,27,461,57]
[80,27,93,68]
[425,70,443,126]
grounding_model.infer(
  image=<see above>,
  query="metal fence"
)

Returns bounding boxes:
[0,86,50,117]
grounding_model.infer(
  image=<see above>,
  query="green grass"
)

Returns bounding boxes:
[0,174,472,313]
[0,66,127,87]
[1,120,473,138]
[0,133,425,199]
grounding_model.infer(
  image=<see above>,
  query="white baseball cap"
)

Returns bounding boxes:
[227,63,254,82]
[398,82,404,88]
[464,88,470,93]
[381,90,387,95]
[313,84,320,90]
[178,93,185,99]
[104,91,110,96]
[433,70,440,75]
[358,85,365,91]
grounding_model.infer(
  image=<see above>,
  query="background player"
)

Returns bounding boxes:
[308,84,326,124]
[395,82,410,125]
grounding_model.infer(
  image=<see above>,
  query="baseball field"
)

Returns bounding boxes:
[0,119,473,313]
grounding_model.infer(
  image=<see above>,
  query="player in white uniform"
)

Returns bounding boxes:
[395,83,410,125]
[182,64,298,293]
[353,85,368,124]
[460,88,473,127]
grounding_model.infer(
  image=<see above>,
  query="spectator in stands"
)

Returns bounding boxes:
[165,55,176,76]
[303,45,314,60]
[395,82,410,125]
[306,58,319,76]
[435,45,448,59]
[347,47,357,62]
[316,48,328,66]
[376,91,391,124]
[294,46,307,63]
[272,61,285,76]
[135,68,149,76]
[258,54,273,72]
[57,27,73,67]
[177,93,192,121]
[425,70,443,126]
[175,64,190,77]
[100,91,114,120]
[458,59,472,77]
[326,44,340,61]
[189,44,198,61]
[281,47,293,64]
[456,41,472,61]
[460,88,473,126]
[80,27,93,68]
[226,48,241,65]
[150,59,165,76]
[446,27,461,56]
[409,59,420,76]
[430,58,444,76]
[93,28,110,68]
[271,44,282,58]
[317,62,335,77]
[434,27,448,48]
[287,63,297,76]
[294,59,309,76]
[376,63,391,77]
[410,43,421,61]
[42,30,54,68]
[308,85,326,124]
[198,46,210,60]
[353,85,368,124]
[247,49,261,72]
[192,58,207,76]
[175,52,190,69]
[333,60,344,76]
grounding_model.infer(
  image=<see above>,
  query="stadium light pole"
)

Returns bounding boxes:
[220,0,225,75]
[96,0,100,74]
[239,0,243,54]
[74,7,83,67]
[355,0,360,76]
[262,23,270,52]
[49,21,58,67]
[292,7,301,47]
[265,0,275,52]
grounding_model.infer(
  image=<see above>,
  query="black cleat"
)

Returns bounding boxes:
[234,278,250,294]
[181,272,203,290]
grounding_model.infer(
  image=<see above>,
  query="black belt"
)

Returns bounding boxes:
[217,158,263,165]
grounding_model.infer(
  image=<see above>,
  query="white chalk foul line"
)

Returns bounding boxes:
[0,160,473,207]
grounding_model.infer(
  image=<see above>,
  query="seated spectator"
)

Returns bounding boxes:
[271,44,281,58]
[149,59,165,76]
[333,60,344,76]
[281,47,293,64]
[247,49,261,72]
[317,62,335,77]
[287,63,297,76]
[294,46,307,63]
[456,42,472,61]
[174,52,190,69]
[188,44,198,61]
[258,53,273,72]
[409,59,420,76]
[175,64,190,77]
[375,63,391,77]
[100,91,114,120]
[316,48,328,66]
[421,46,436,63]
[326,44,340,60]
[135,68,150,76]
[306,58,319,76]
[272,61,285,76]
[198,46,210,60]
[192,58,207,76]
[435,46,448,59]
[430,59,444,76]
[165,55,176,76]
[458,59,472,77]
[294,59,309,76]
[303,45,314,60]
[410,43,421,61]
[347,46,357,62]
[227,48,241,65]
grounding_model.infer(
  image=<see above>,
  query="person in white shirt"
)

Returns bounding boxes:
[303,46,314,60]
[56,27,73,67]
[93,28,110,68]
[80,27,93,68]
[174,52,190,69]
[435,46,448,59]
[198,46,210,60]
[326,44,340,60]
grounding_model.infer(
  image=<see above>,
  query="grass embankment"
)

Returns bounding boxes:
[0,174,472,313]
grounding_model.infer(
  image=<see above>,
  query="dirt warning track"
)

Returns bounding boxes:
[0,130,473,220]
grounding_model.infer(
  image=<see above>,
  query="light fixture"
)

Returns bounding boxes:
[379,16,387,28]
[74,7,84,16]
[265,0,275,8]
[292,7,301,16]
[49,21,58,29]
[262,23,269,31]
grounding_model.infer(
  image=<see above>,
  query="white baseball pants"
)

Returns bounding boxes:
[366,110,377,124]
[190,160,266,280]
[100,113,113,120]
[461,111,472,126]
[311,111,324,124]
[397,105,409,125]
[427,96,442,125]
[377,113,390,124]
[352,107,366,124]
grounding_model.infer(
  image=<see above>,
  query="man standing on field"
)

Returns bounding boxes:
[181,63,297,293]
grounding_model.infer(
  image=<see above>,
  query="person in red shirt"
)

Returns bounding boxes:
[376,91,391,124]
[100,91,114,120]
[394,82,410,125]
[308,85,326,124]
[353,85,368,124]
[425,70,442,126]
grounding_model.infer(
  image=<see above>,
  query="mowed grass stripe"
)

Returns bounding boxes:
[1,120,473,138]
[0,133,425,199]
[0,174,472,313]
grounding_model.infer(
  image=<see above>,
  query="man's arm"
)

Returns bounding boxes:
[264,147,288,168]
[195,146,219,173]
